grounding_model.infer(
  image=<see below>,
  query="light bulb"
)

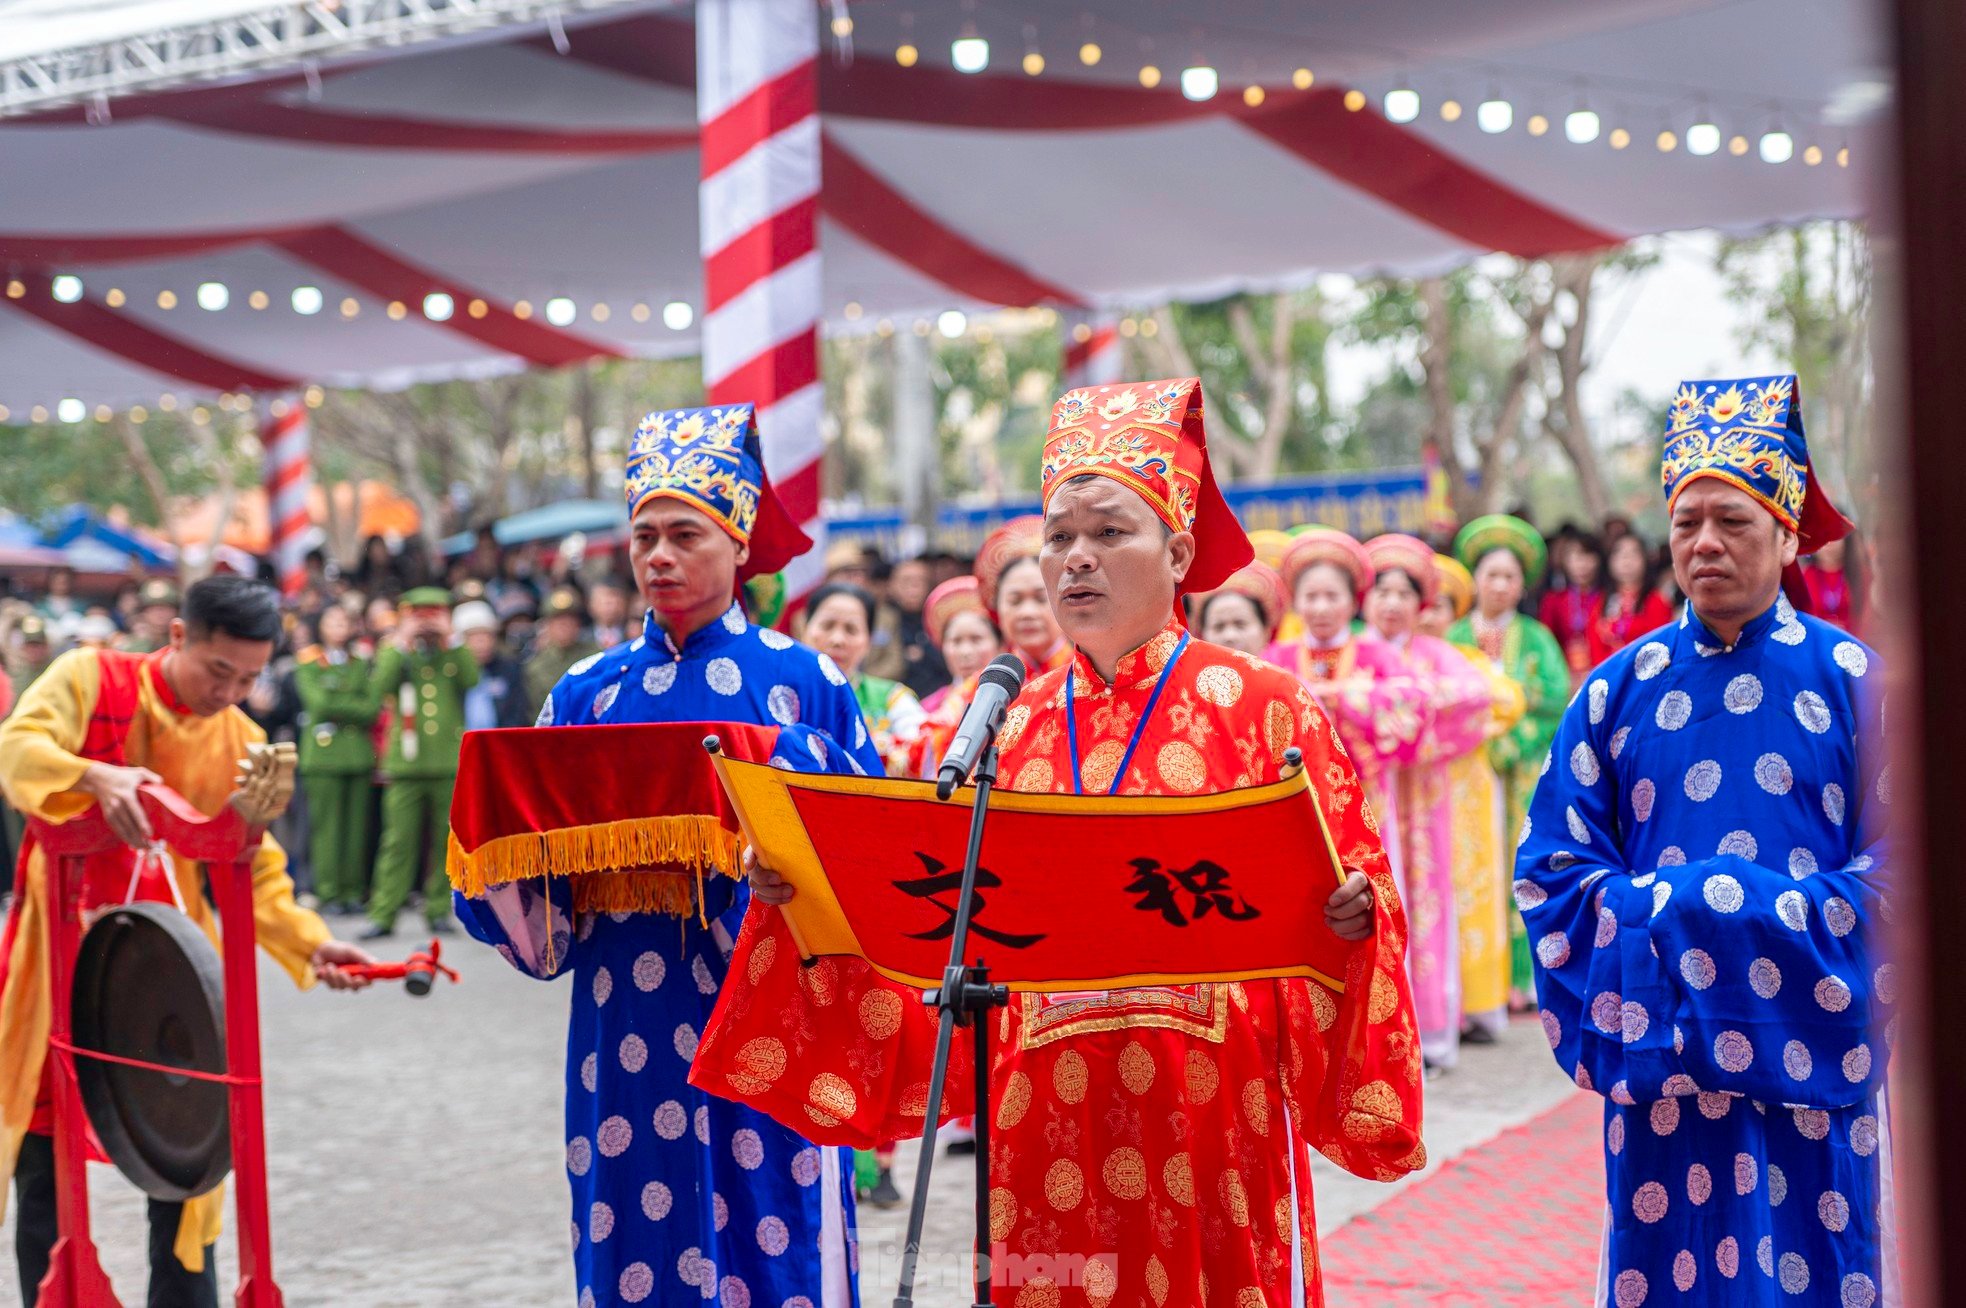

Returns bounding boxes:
[545,297,576,327]
[51,275,83,303]
[1477,99,1513,133]
[937,310,967,338]
[1758,131,1794,163]
[1687,123,1721,155]
[951,37,989,74]
[423,292,455,321]
[662,301,694,331]
[292,286,323,315]
[1564,110,1600,144]
[196,281,229,311]
[1180,67,1218,102]
[1383,89,1420,123]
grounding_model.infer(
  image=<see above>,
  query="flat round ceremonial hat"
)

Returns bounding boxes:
[72,903,232,1201]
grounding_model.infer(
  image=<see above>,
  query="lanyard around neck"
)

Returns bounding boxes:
[1067,631,1190,796]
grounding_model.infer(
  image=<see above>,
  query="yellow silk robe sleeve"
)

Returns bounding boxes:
[0,649,101,820]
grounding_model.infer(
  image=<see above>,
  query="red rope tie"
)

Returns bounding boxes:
[47,1036,261,1086]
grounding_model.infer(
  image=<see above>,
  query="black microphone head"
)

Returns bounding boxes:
[978,653,1026,696]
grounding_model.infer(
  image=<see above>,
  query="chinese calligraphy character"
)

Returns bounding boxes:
[894,852,1048,950]
[1125,857,1261,928]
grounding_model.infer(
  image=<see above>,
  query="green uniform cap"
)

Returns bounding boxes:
[398,586,452,610]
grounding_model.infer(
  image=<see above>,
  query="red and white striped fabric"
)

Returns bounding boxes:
[1060,312,1122,392]
[260,399,313,595]
[0,1,1878,419]
[695,0,825,603]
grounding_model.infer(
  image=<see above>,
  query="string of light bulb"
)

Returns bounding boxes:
[876,28,1857,162]
[2,275,705,330]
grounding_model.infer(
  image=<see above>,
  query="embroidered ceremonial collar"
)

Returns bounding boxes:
[1679,592,1797,657]
[1070,619,1186,695]
[643,601,749,661]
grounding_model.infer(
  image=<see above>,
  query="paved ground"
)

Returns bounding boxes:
[5,913,1583,1306]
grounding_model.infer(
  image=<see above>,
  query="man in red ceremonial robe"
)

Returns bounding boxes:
[693,379,1426,1308]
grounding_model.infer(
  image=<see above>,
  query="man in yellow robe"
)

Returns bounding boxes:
[0,576,373,1307]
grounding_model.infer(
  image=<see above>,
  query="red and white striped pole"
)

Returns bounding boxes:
[696,0,825,602]
[1061,312,1122,391]
[260,397,313,596]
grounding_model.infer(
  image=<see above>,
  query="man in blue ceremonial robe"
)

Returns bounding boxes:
[1517,375,1896,1306]
[455,405,883,1308]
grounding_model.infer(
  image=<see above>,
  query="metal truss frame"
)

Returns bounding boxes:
[0,0,667,117]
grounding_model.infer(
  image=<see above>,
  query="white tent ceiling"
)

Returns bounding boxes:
[0,0,1890,414]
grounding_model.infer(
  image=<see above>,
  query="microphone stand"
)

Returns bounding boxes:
[892,742,1009,1308]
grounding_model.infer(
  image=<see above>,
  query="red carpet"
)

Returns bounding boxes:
[1320,1091,1605,1306]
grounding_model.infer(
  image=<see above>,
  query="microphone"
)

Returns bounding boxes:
[935,654,1027,800]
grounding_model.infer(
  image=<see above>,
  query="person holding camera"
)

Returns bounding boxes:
[362,587,477,940]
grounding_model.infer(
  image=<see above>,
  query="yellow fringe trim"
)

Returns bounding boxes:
[447,816,744,920]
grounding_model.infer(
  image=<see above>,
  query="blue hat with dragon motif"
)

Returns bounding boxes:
[1660,375,1850,551]
[623,404,811,579]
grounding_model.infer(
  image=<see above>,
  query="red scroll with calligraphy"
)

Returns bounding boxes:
[709,750,1353,991]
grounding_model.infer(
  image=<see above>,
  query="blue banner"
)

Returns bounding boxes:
[826,467,1430,556]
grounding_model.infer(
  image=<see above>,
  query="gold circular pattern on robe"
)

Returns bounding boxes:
[996,1071,1034,1130]
[1367,968,1401,1023]
[1082,1257,1118,1308]
[858,989,903,1040]
[899,1081,933,1117]
[1145,1256,1171,1307]
[989,1186,1018,1241]
[726,1037,787,1094]
[1228,981,1249,1012]
[1013,757,1056,792]
[1241,1080,1271,1136]
[1044,1158,1085,1211]
[998,704,1031,752]
[1144,628,1182,672]
[1162,1151,1196,1206]
[1117,1041,1156,1095]
[1352,1078,1400,1118]
[809,1072,858,1121]
[1184,1050,1220,1104]
[1265,699,1296,761]
[746,934,778,986]
[1194,664,1245,707]
[1273,1195,1294,1235]
[1235,1289,1266,1308]
[1052,1050,1090,1104]
[1080,739,1126,795]
[1101,1146,1148,1201]
[1218,1168,1251,1226]
[1308,983,1339,1032]
[798,958,839,1007]
[1155,740,1207,793]
[1014,1277,1060,1308]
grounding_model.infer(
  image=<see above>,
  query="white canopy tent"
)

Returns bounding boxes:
[0,0,1888,416]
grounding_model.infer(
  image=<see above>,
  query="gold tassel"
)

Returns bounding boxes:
[447,816,745,920]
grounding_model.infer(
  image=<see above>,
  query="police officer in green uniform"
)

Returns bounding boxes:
[9,616,54,696]
[523,585,599,715]
[362,587,478,939]
[122,578,180,653]
[294,603,378,914]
